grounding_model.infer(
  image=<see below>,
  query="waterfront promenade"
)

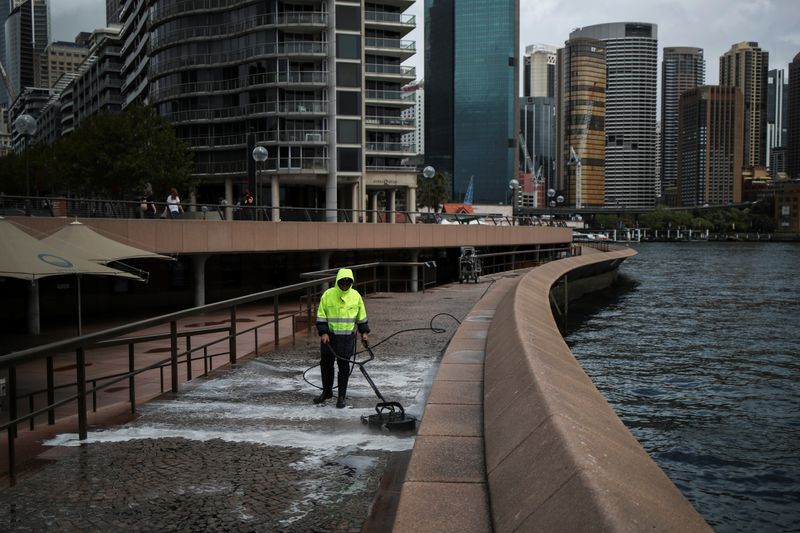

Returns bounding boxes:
[0,278,491,531]
[0,245,711,532]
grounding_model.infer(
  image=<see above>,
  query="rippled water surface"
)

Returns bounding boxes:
[566,242,800,532]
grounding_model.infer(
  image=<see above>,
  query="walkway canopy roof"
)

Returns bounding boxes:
[0,218,140,281]
[40,220,173,263]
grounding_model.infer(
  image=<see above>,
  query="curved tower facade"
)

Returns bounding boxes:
[146,0,417,218]
[555,37,605,207]
[569,22,658,209]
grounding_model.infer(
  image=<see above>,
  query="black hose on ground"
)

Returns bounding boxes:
[302,312,462,391]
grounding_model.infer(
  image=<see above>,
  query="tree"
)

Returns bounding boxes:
[417,171,449,212]
[0,104,194,199]
[56,105,194,198]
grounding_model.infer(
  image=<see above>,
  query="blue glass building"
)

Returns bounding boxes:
[425,0,519,204]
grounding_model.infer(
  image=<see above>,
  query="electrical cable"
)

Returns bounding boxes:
[302,312,462,391]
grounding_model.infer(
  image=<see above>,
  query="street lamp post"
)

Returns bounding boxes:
[251,146,268,220]
[14,114,37,211]
[508,178,519,225]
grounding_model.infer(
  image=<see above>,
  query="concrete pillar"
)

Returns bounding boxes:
[271,176,281,222]
[224,177,234,220]
[370,192,378,223]
[319,250,332,293]
[188,190,197,212]
[408,186,417,223]
[388,189,396,224]
[27,279,40,335]
[351,182,359,223]
[409,249,419,292]
[192,255,210,307]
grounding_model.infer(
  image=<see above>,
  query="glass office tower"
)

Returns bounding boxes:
[425,0,519,204]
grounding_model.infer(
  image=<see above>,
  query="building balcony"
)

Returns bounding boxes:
[150,12,326,51]
[150,41,327,77]
[364,115,415,130]
[182,130,329,150]
[365,141,416,155]
[364,11,415,36]
[365,89,415,106]
[276,100,328,116]
[364,37,415,59]
[193,157,329,177]
[150,71,327,103]
[364,63,416,80]
[167,100,328,124]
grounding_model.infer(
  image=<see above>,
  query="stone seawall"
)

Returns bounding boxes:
[483,247,712,532]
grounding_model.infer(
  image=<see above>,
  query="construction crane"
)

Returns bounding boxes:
[568,82,597,209]
[519,132,541,208]
[0,60,16,103]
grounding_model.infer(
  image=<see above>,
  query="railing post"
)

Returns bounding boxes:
[229,307,237,365]
[306,287,313,332]
[46,355,55,425]
[186,336,193,381]
[170,320,179,393]
[564,275,569,331]
[273,296,280,349]
[28,395,34,430]
[128,343,136,413]
[76,347,87,440]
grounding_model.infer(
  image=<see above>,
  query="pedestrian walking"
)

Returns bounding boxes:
[164,187,183,218]
[314,268,369,408]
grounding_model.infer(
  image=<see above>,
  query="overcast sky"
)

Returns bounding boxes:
[52,0,799,85]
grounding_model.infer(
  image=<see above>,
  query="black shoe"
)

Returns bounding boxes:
[336,397,346,409]
[313,392,333,404]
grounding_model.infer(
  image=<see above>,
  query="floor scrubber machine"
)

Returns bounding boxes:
[328,341,418,432]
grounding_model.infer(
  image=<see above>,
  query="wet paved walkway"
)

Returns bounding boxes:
[0,279,498,531]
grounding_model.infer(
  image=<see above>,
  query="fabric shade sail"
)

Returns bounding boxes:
[40,220,173,264]
[0,218,141,281]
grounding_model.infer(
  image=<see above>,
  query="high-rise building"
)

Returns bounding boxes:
[569,22,658,209]
[401,80,424,155]
[37,40,89,89]
[523,43,557,98]
[788,53,800,179]
[4,0,49,99]
[720,42,769,170]
[0,0,12,107]
[425,0,519,204]
[520,96,555,194]
[555,37,605,207]
[767,69,788,176]
[143,1,418,218]
[677,86,743,206]
[521,43,557,196]
[660,47,704,202]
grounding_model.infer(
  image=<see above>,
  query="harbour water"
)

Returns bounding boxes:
[565,242,800,532]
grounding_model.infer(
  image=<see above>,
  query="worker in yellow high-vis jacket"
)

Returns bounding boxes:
[314,268,370,408]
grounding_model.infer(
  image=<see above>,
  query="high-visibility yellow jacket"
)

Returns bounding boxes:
[316,268,369,336]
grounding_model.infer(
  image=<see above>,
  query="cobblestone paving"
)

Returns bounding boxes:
[0,281,493,532]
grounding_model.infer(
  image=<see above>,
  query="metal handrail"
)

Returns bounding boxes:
[0,261,439,484]
[0,194,570,227]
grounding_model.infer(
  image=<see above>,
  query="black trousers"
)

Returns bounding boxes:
[320,333,356,397]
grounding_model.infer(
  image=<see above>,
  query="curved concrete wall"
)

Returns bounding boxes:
[483,247,712,532]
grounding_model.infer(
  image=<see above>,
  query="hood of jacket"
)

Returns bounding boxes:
[335,268,355,294]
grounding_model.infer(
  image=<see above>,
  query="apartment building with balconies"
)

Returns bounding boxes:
[136,0,418,220]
